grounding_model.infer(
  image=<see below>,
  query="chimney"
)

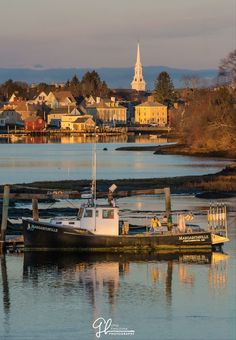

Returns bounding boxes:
[96,97,101,104]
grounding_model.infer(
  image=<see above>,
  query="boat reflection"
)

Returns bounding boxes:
[22,252,229,305]
[0,251,229,327]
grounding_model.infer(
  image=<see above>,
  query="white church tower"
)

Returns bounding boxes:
[131,43,146,91]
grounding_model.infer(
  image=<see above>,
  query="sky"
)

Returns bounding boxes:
[0,0,235,69]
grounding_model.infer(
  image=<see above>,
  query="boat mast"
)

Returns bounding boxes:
[92,140,97,205]
[92,123,97,231]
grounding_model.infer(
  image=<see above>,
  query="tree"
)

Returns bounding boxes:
[180,87,236,152]
[68,74,80,96]
[218,49,236,85]
[0,79,29,99]
[37,82,50,92]
[80,70,110,97]
[181,74,202,88]
[154,72,174,103]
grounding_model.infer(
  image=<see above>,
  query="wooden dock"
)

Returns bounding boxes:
[1,235,24,252]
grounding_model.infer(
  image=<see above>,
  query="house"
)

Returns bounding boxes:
[85,95,96,105]
[30,91,48,105]
[9,100,39,121]
[61,115,95,131]
[134,101,168,126]
[24,116,46,131]
[0,109,24,127]
[9,93,18,103]
[46,91,77,109]
[47,107,81,128]
[86,98,127,125]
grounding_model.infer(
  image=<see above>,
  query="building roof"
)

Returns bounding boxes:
[87,99,126,109]
[136,101,166,107]
[53,91,76,103]
[25,116,44,122]
[49,107,74,115]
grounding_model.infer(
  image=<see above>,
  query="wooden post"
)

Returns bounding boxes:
[32,198,39,221]
[0,185,10,253]
[164,187,172,232]
[164,187,171,216]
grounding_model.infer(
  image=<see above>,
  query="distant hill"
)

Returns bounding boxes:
[0,66,218,89]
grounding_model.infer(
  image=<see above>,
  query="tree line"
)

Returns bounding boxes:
[0,70,111,100]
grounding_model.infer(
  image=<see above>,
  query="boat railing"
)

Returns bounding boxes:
[207,203,228,238]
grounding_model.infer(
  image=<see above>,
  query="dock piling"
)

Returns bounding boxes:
[164,187,171,216]
[0,185,10,253]
[32,198,39,221]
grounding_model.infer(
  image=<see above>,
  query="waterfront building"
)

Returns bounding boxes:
[135,101,168,126]
[131,43,146,91]
[86,97,127,125]
[61,114,95,131]
[24,116,46,131]
[0,109,24,127]
[47,107,84,128]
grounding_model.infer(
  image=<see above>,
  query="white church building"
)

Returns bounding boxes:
[131,43,146,91]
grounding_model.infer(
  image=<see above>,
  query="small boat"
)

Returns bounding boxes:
[22,194,229,252]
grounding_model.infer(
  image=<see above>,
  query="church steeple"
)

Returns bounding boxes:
[131,43,146,91]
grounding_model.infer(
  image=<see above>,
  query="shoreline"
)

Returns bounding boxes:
[116,143,236,159]
[1,164,236,199]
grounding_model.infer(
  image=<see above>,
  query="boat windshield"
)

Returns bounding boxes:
[77,207,84,220]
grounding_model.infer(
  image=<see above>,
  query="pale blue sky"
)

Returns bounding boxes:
[0,0,235,69]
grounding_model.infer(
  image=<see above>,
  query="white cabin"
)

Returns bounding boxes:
[50,204,119,236]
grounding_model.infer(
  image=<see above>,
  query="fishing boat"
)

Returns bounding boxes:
[22,195,229,252]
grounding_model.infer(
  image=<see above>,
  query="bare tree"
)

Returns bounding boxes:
[218,50,236,85]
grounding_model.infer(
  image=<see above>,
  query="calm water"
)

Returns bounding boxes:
[1,195,236,340]
[0,139,231,184]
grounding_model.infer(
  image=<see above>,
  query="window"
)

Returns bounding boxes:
[84,209,93,218]
[102,209,114,219]
[69,222,75,225]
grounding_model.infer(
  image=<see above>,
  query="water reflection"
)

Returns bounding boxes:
[21,252,228,308]
[0,255,10,314]
[0,251,231,340]
[0,135,168,144]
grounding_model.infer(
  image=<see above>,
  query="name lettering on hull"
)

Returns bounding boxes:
[27,224,58,233]
[178,235,209,242]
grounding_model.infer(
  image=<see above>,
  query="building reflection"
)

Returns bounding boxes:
[1,134,169,144]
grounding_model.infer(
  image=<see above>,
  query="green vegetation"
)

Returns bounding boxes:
[153,71,175,103]
[66,71,110,97]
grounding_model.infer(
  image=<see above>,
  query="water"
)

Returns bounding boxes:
[1,195,236,340]
[0,141,231,184]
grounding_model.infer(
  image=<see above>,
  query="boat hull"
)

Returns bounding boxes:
[22,220,219,252]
